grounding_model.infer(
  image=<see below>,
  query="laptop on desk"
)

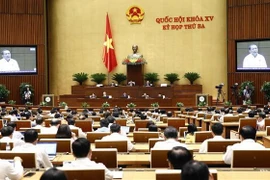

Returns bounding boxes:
[121,126,130,135]
[37,142,57,160]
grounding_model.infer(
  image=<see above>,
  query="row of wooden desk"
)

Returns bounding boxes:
[51,152,226,167]
[23,169,270,180]
[91,143,201,152]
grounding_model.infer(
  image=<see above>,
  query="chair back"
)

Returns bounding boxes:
[135,120,152,131]
[89,116,101,122]
[207,140,241,152]
[197,113,205,118]
[91,148,117,168]
[0,119,3,129]
[0,151,36,168]
[205,114,213,119]
[138,128,149,131]
[161,116,168,123]
[167,118,185,129]
[155,169,217,180]
[39,138,71,152]
[133,131,159,142]
[115,118,127,126]
[58,168,105,180]
[238,118,257,131]
[16,120,32,130]
[86,132,110,143]
[75,120,93,132]
[232,149,270,168]
[264,119,270,129]
[44,119,51,127]
[0,142,14,150]
[266,126,270,136]
[95,140,128,152]
[70,128,79,136]
[194,131,213,142]
[223,116,239,123]
[150,149,193,168]
[38,133,56,139]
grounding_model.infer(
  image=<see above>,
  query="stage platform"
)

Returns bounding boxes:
[59,85,212,107]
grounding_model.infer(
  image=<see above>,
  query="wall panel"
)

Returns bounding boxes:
[227,0,270,105]
[0,0,46,105]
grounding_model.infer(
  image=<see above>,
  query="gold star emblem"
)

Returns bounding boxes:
[104,35,114,52]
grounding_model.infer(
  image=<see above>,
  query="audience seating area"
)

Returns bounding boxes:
[1,105,270,180]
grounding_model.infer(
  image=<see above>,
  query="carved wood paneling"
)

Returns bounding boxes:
[0,0,46,105]
[227,0,270,104]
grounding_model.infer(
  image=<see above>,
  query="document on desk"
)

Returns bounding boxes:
[113,171,123,179]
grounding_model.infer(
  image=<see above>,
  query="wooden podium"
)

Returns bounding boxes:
[127,64,144,86]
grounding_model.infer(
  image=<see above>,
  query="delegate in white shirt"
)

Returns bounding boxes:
[243,54,267,68]
[0,159,23,180]
[12,142,53,169]
[63,157,113,180]
[223,139,265,164]
[101,133,134,151]
[199,136,224,153]
[152,139,187,149]
[0,58,20,71]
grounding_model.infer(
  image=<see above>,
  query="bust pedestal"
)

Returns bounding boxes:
[127,64,144,86]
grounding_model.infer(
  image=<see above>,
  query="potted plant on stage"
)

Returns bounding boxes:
[261,81,270,105]
[112,73,127,85]
[72,72,89,85]
[82,102,90,108]
[151,102,159,109]
[224,100,232,108]
[39,101,47,106]
[102,102,110,110]
[164,73,180,85]
[0,84,10,103]
[8,100,16,105]
[183,72,201,85]
[176,102,184,111]
[198,101,207,107]
[144,72,159,86]
[127,102,136,111]
[59,102,68,109]
[90,73,107,85]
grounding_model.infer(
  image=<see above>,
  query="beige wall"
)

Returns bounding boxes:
[48,0,227,99]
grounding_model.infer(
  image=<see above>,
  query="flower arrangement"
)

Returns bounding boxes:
[102,102,110,108]
[246,99,252,105]
[39,101,47,106]
[126,102,136,108]
[122,57,147,65]
[176,102,184,107]
[25,102,33,106]
[82,102,90,108]
[151,102,159,108]
[197,101,207,107]
[224,101,232,107]
[59,102,67,107]
[8,100,16,105]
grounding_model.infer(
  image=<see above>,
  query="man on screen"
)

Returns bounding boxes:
[0,49,20,72]
[243,44,267,68]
